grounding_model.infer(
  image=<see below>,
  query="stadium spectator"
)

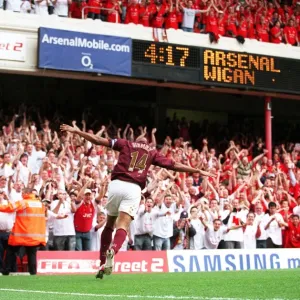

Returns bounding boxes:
[20,0,32,13]
[69,0,88,19]
[73,187,96,251]
[285,214,300,248]
[293,196,300,216]
[153,193,178,250]
[4,0,21,11]
[91,211,106,251]
[171,210,196,249]
[52,0,70,17]
[134,198,165,251]
[34,0,49,15]
[200,217,226,249]
[243,212,261,249]
[50,189,76,250]
[254,202,267,248]
[284,18,299,45]
[189,206,205,250]
[179,0,205,32]
[270,21,283,43]
[264,202,287,248]
[106,0,122,23]
[223,199,247,249]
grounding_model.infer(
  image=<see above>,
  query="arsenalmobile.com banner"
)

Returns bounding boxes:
[37,249,300,274]
[38,27,132,76]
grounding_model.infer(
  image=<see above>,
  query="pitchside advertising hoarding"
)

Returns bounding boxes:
[38,27,132,77]
[37,249,300,274]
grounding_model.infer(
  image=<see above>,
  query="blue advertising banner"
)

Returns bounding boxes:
[38,27,132,77]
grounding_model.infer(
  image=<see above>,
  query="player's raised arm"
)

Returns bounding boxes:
[60,124,110,147]
[152,152,215,177]
[172,162,215,177]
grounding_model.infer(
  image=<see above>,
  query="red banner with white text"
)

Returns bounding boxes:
[37,251,168,274]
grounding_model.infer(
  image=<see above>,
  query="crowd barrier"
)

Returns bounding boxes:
[37,249,300,274]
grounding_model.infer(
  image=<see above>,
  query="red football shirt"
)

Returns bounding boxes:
[139,6,151,27]
[165,11,179,29]
[125,4,140,24]
[88,0,102,14]
[270,26,282,44]
[106,2,121,23]
[284,26,297,45]
[74,202,95,232]
[285,221,300,248]
[109,139,175,189]
[256,23,269,42]
[237,20,248,38]
[69,1,87,19]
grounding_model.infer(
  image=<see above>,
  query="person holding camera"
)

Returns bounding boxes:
[171,211,196,250]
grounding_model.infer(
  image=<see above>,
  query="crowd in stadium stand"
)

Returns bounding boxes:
[0,106,299,273]
[1,0,300,45]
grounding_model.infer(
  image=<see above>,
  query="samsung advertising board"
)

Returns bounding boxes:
[38,27,132,77]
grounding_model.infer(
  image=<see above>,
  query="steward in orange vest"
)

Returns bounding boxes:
[0,189,46,275]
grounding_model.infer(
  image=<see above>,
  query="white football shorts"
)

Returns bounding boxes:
[105,180,142,218]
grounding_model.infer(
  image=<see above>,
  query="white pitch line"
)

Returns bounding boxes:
[0,289,290,300]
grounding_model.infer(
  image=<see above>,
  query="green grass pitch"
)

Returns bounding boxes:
[0,269,299,300]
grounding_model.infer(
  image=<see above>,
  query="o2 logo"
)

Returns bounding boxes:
[81,55,93,69]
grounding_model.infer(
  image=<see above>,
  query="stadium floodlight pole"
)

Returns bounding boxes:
[265,96,272,160]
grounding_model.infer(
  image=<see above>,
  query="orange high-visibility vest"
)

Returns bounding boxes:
[0,193,46,247]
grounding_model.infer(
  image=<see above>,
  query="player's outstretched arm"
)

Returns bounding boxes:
[60,124,110,147]
[173,162,215,177]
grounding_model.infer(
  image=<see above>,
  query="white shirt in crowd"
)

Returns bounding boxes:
[254,212,267,241]
[90,223,105,251]
[223,210,247,242]
[0,164,14,178]
[34,0,48,15]
[54,0,69,16]
[5,0,21,11]
[89,156,100,168]
[0,199,15,231]
[14,161,31,187]
[135,204,165,235]
[46,210,58,242]
[20,0,32,13]
[182,7,201,29]
[153,203,176,239]
[293,205,300,217]
[50,199,75,236]
[263,213,284,245]
[204,225,227,249]
[189,218,205,250]
[27,148,46,175]
[243,224,258,249]
[9,189,22,202]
